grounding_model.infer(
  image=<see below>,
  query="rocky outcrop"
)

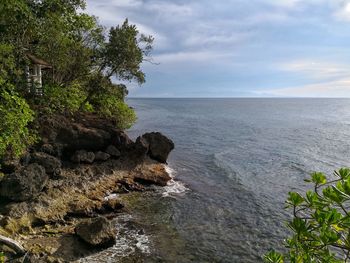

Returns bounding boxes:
[105,145,121,158]
[134,163,172,186]
[140,132,175,163]
[71,150,95,163]
[0,113,175,262]
[0,164,48,201]
[30,152,61,176]
[75,217,116,247]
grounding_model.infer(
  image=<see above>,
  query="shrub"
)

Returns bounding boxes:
[42,83,92,114]
[264,168,350,263]
[0,80,36,159]
[96,95,136,130]
[0,252,4,263]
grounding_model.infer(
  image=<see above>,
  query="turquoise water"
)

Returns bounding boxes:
[124,98,350,262]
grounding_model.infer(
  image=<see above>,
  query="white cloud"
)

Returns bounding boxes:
[257,78,350,97]
[280,60,350,80]
[153,51,234,64]
[334,1,350,21]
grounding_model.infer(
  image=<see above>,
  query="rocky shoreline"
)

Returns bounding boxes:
[0,113,175,262]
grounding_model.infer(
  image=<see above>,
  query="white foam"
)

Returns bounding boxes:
[77,214,151,263]
[162,165,189,198]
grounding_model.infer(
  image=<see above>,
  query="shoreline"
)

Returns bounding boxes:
[0,113,175,262]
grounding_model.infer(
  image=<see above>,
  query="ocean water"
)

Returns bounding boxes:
[118,99,350,262]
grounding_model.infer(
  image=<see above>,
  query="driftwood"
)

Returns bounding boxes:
[0,235,26,255]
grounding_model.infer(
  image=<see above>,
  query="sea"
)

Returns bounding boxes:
[81,98,350,263]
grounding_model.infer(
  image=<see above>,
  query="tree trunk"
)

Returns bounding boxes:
[0,235,26,255]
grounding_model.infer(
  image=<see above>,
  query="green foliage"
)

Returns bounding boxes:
[96,96,136,130]
[0,0,153,162]
[264,168,350,263]
[42,83,92,114]
[0,80,36,159]
[0,251,4,263]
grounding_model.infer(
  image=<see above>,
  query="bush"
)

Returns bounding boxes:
[0,80,36,159]
[42,83,92,114]
[96,95,136,130]
[264,168,350,263]
[0,252,4,263]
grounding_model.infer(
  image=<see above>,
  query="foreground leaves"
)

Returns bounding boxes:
[264,168,350,263]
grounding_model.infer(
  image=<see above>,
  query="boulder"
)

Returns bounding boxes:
[0,164,48,201]
[30,152,62,176]
[112,131,133,149]
[141,132,174,163]
[105,145,121,158]
[134,163,172,186]
[94,151,110,162]
[75,217,116,247]
[71,150,95,164]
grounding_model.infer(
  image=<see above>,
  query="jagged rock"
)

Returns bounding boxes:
[0,158,20,174]
[0,164,48,202]
[71,150,95,164]
[101,198,124,213]
[134,163,172,186]
[30,152,61,176]
[112,131,133,149]
[105,145,121,158]
[141,132,174,163]
[75,217,116,247]
[94,151,110,161]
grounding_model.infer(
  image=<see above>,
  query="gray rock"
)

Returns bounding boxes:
[141,132,175,163]
[105,145,121,158]
[94,151,110,161]
[71,150,95,164]
[0,164,48,201]
[30,152,61,175]
[75,217,116,247]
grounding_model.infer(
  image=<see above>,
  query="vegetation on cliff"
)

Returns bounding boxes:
[0,0,153,160]
[265,168,350,263]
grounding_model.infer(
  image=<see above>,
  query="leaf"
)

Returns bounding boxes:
[287,192,305,206]
[311,172,327,185]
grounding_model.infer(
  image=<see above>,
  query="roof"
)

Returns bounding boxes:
[26,53,52,69]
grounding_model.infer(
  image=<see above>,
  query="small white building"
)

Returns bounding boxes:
[25,53,52,96]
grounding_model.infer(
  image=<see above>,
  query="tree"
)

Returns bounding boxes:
[264,168,350,263]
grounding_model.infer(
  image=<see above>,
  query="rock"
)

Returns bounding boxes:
[30,152,61,176]
[94,151,110,162]
[112,131,133,149]
[141,132,174,163]
[134,163,172,186]
[0,164,48,201]
[75,217,116,247]
[0,158,20,174]
[71,150,95,164]
[101,198,124,212]
[105,145,121,158]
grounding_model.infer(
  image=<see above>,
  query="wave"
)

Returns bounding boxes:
[162,165,189,198]
[78,214,151,263]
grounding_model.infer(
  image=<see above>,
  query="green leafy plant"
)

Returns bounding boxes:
[0,252,4,263]
[264,168,350,263]
[0,80,36,159]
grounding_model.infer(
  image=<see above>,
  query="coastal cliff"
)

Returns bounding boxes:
[0,113,174,262]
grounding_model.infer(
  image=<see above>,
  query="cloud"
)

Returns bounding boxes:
[334,1,350,21]
[257,78,350,97]
[280,60,350,80]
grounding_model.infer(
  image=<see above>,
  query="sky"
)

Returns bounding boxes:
[86,0,350,98]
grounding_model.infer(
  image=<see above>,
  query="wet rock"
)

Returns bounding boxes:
[134,164,172,186]
[141,132,174,163]
[105,145,121,158]
[94,151,110,162]
[75,217,116,247]
[71,150,95,164]
[0,164,48,202]
[30,152,61,176]
[101,198,124,213]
